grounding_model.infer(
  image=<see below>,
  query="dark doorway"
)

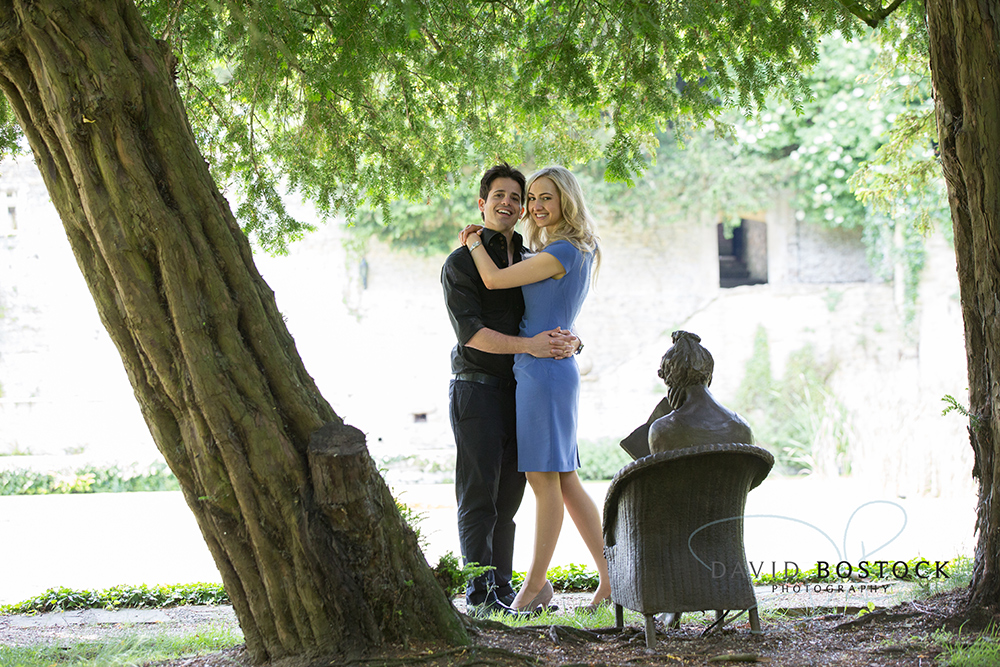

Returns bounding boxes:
[718,219,768,288]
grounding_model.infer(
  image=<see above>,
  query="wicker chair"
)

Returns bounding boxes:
[603,442,774,647]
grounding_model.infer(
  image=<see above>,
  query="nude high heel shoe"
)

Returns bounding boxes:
[514,580,554,612]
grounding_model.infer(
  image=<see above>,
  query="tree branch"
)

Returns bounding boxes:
[160,0,184,41]
[838,0,907,28]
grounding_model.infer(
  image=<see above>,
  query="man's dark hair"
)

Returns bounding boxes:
[479,162,526,211]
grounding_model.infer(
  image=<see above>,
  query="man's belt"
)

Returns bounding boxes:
[453,372,515,390]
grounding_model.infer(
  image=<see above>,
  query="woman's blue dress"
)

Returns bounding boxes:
[514,240,593,472]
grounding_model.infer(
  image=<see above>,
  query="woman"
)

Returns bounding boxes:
[460,166,610,612]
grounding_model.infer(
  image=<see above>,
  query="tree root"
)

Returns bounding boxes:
[331,646,543,666]
[544,624,603,645]
[834,608,919,630]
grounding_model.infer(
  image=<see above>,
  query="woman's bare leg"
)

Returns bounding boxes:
[560,471,611,605]
[511,471,563,609]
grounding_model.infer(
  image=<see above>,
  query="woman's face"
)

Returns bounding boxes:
[527,176,562,229]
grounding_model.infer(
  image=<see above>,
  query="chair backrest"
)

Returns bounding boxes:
[603,442,773,546]
[602,442,774,613]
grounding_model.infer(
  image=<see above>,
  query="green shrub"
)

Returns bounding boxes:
[751,555,968,586]
[431,552,493,598]
[1,582,229,615]
[0,462,180,495]
[512,563,601,592]
[577,438,632,481]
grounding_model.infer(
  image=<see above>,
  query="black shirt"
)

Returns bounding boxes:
[442,227,526,380]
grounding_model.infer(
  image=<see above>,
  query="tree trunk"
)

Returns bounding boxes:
[926,0,1000,608]
[0,1,466,662]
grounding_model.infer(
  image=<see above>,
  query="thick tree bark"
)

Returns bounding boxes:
[0,1,466,663]
[926,0,1000,607]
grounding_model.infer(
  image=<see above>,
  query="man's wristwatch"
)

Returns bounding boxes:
[575,339,584,355]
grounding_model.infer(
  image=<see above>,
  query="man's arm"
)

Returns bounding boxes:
[442,249,580,359]
[466,327,579,359]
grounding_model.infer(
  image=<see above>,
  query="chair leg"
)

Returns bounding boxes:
[615,603,624,628]
[749,607,762,634]
[645,614,657,649]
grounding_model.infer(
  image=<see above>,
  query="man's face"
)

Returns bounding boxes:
[478,177,523,233]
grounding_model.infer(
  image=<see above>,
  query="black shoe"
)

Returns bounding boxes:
[490,599,546,619]
[468,597,541,619]
[467,601,498,619]
[466,591,504,619]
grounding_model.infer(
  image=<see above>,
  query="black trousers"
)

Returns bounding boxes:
[449,379,526,605]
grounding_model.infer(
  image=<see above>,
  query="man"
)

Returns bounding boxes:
[441,162,578,615]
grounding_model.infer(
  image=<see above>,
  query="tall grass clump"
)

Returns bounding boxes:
[934,625,1000,667]
[734,326,850,475]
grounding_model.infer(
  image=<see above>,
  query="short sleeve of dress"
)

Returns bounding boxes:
[542,240,582,275]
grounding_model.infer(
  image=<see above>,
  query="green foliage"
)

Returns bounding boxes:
[573,124,788,230]
[737,30,941,326]
[0,462,180,496]
[943,394,982,432]
[1,583,229,615]
[824,288,844,312]
[2,2,944,273]
[0,96,26,162]
[430,552,492,598]
[341,31,943,348]
[350,177,481,254]
[0,444,33,456]
[737,325,774,412]
[753,555,968,586]
[393,494,428,550]
[433,557,601,599]
[122,0,879,252]
[577,438,633,481]
[738,35,889,230]
[850,13,949,241]
[734,327,849,475]
[511,563,601,593]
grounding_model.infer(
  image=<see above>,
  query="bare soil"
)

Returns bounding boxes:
[4,587,990,667]
[336,588,995,667]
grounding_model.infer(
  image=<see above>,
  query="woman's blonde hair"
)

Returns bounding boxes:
[522,166,601,273]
